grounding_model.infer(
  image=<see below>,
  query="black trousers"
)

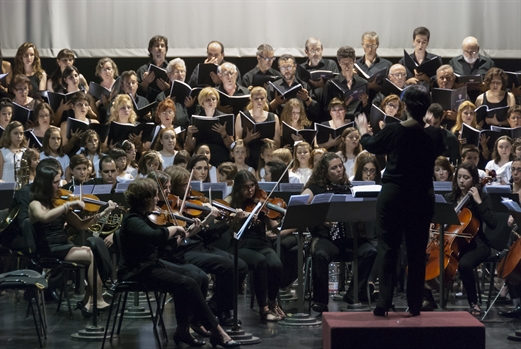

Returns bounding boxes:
[181,244,248,313]
[271,234,299,289]
[237,244,282,308]
[458,236,491,306]
[375,183,434,313]
[132,260,218,330]
[311,236,376,305]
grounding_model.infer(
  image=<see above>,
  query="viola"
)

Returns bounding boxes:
[148,206,195,227]
[163,193,211,218]
[244,189,287,220]
[53,188,111,214]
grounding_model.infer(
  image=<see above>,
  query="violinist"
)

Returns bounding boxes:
[425,162,497,315]
[28,160,117,318]
[164,165,248,326]
[224,170,285,322]
[118,178,240,348]
[302,152,377,313]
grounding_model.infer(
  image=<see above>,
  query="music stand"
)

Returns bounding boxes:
[326,197,377,310]
[227,203,261,344]
[278,201,329,326]
[431,201,461,310]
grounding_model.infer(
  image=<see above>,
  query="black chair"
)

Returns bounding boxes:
[101,230,168,349]
[0,269,48,348]
[24,218,85,317]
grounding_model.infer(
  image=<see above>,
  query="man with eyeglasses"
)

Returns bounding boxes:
[216,62,249,115]
[155,59,194,130]
[242,44,282,89]
[299,37,340,89]
[187,41,242,88]
[267,54,322,121]
[433,65,471,129]
[449,36,495,77]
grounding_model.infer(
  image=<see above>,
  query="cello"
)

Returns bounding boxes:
[497,226,521,285]
[423,178,489,289]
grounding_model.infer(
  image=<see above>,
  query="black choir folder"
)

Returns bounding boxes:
[431,86,467,111]
[107,121,157,145]
[24,130,42,149]
[268,82,303,100]
[88,77,121,101]
[315,122,354,145]
[330,80,367,101]
[146,64,170,91]
[297,65,338,82]
[196,63,219,86]
[251,74,281,87]
[45,90,78,112]
[354,64,388,85]
[239,111,276,140]
[217,91,250,115]
[66,117,111,143]
[191,114,235,140]
[12,102,34,125]
[403,50,442,78]
[130,95,156,119]
[169,80,203,103]
[461,123,500,150]
[380,78,404,97]
[281,122,317,147]
[475,104,510,124]
[490,126,521,140]
[369,104,401,135]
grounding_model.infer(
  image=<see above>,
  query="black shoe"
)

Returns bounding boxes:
[421,299,438,311]
[219,311,241,327]
[173,331,206,347]
[75,301,93,319]
[499,305,521,318]
[311,302,329,313]
[373,304,396,317]
[209,336,241,348]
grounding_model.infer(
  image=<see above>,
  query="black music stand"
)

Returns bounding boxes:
[431,201,461,310]
[227,203,261,345]
[326,197,377,311]
[278,201,329,326]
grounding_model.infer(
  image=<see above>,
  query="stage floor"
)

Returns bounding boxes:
[1,288,520,349]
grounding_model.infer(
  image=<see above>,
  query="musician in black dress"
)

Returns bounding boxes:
[357,85,444,316]
[118,178,240,348]
[302,152,377,313]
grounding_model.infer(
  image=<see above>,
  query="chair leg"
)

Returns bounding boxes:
[110,292,123,340]
[475,269,482,304]
[249,271,255,309]
[486,261,497,310]
[102,289,119,349]
[27,288,44,348]
[116,291,129,335]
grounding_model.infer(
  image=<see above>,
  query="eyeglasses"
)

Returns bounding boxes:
[307,48,322,55]
[331,108,345,113]
[279,65,295,72]
[362,168,376,174]
[386,103,399,110]
[490,80,502,86]
[259,56,275,62]
[339,61,354,67]
[463,50,478,56]
[363,44,378,50]
[512,167,521,173]
[390,72,406,78]
[15,87,29,93]
[160,110,175,116]
[241,183,256,191]
[220,71,236,78]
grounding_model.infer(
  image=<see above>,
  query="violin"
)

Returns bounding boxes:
[148,206,195,227]
[244,189,287,220]
[53,188,112,214]
[163,193,212,218]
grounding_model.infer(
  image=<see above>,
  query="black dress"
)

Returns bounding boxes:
[33,214,73,260]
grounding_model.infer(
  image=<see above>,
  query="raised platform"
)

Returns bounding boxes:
[322,311,485,349]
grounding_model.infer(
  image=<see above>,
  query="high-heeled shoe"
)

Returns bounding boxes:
[190,323,211,338]
[373,304,396,317]
[75,301,93,319]
[173,331,206,347]
[209,336,241,348]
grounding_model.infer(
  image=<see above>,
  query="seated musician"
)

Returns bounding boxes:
[118,178,240,347]
[156,166,249,327]
[224,170,286,322]
[28,158,116,318]
[423,162,497,315]
[301,152,377,313]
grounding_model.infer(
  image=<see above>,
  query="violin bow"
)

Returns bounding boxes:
[152,169,179,226]
[180,169,195,216]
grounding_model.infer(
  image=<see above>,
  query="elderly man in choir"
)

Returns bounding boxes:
[388,64,407,89]
[216,62,249,114]
[188,41,242,88]
[299,37,339,89]
[242,44,282,88]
